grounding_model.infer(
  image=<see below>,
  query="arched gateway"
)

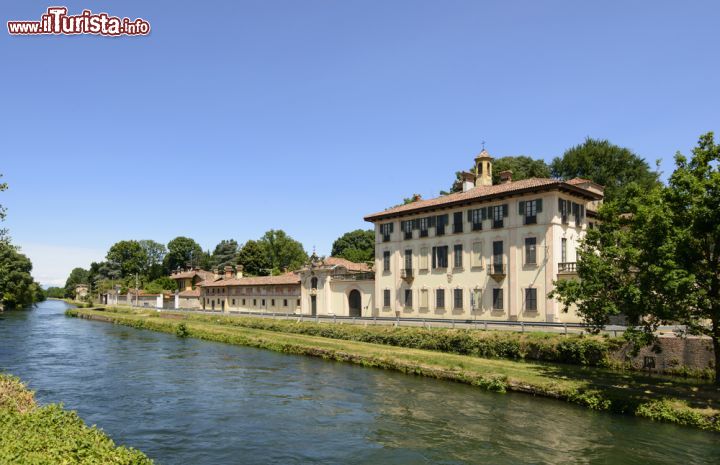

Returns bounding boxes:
[348,290,362,317]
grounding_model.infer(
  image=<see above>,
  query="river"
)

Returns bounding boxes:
[0,300,717,464]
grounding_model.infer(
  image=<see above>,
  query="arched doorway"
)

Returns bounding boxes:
[348,290,361,317]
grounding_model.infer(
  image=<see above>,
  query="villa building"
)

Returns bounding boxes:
[170,267,216,309]
[363,149,603,323]
[199,266,302,313]
[297,255,374,317]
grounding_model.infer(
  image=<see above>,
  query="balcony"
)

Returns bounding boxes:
[401,268,414,282]
[558,262,577,274]
[489,263,506,281]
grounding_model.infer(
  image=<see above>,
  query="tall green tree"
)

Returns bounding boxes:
[331,229,375,263]
[0,242,39,308]
[551,138,659,204]
[0,174,7,243]
[138,240,166,279]
[551,132,720,383]
[164,237,204,272]
[64,267,89,298]
[209,239,239,269]
[444,156,550,194]
[106,240,147,278]
[237,240,272,276]
[260,229,308,274]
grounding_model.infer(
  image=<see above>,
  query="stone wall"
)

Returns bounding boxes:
[613,336,715,376]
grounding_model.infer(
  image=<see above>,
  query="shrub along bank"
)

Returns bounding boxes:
[0,374,153,464]
[67,307,720,432]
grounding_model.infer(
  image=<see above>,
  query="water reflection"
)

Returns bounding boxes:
[0,301,717,465]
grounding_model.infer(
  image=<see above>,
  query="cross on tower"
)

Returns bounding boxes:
[481,140,486,151]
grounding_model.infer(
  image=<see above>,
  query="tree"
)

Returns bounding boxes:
[551,138,659,204]
[0,242,39,308]
[209,239,238,269]
[551,132,720,384]
[237,240,271,276]
[164,237,204,272]
[260,230,308,274]
[444,156,550,194]
[45,287,66,299]
[0,174,7,243]
[64,267,89,298]
[331,229,375,263]
[106,240,147,278]
[144,276,177,294]
[139,240,166,279]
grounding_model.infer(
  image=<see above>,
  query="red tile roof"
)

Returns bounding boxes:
[364,178,602,221]
[322,257,371,272]
[200,272,300,288]
[178,289,201,297]
[171,269,215,281]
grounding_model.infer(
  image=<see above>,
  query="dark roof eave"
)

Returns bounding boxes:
[363,183,602,222]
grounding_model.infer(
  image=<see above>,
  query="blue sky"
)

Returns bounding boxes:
[2,1,719,286]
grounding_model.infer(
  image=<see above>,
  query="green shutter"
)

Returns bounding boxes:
[502,204,509,217]
[537,199,543,213]
[518,201,525,215]
[467,210,472,222]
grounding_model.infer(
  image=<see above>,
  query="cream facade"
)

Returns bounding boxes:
[364,150,603,323]
[298,256,374,317]
[200,269,302,314]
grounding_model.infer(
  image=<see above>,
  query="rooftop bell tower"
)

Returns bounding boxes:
[474,149,493,187]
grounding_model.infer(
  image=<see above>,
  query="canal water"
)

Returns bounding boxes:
[0,300,717,464]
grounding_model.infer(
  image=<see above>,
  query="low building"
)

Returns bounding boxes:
[200,266,302,313]
[74,284,89,300]
[170,267,216,309]
[363,149,603,322]
[297,255,374,317]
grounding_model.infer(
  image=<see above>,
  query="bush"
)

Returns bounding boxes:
[0,375,152,464]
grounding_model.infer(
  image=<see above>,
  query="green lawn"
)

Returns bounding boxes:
[68,307,720,432]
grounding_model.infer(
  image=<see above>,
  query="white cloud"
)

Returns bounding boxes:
[17,243,106,288]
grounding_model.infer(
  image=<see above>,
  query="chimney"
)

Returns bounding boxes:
[460,171,475,192]
[224,265,234,279]
[213,268,220,280]
[499,170,513,184]
[236,265,244,279]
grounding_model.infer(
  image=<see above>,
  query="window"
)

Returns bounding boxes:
[404,289,413,308]
[380,222,394,242]
[311,277,318,289]
[493,288,503,310]
[453,211,464,233]
[525,237,537,265]
[420,289,429,308]
[453,244,463,268]
[432,246,448,269]
[526,288,537,311]
[436,289,445,309]
[470,289,481,310]
[253,299,257,306]
[232,299,236,305]
[561,238,568,263]
[559,199,570,224]
[262,299,266,306]
[453,288,463,310]
[471,242,483,267]
[468,207,485,231]
[284,299,288,307]
[492,241,504,273]
[492,204,508,228]
[404,249,413,271]
[519,199,542,225]
[242,299,246,305]
[419,217,429,237]
[435,214,448,236]
[271,299,275,306]
[383,289,391,308]
[419,247,429,270]
[297,299,300,306]
[402,220,413,240]
[383,251,391,272]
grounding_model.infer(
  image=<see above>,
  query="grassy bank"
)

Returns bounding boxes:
[67,307,720,432]
[0,374,152,464]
